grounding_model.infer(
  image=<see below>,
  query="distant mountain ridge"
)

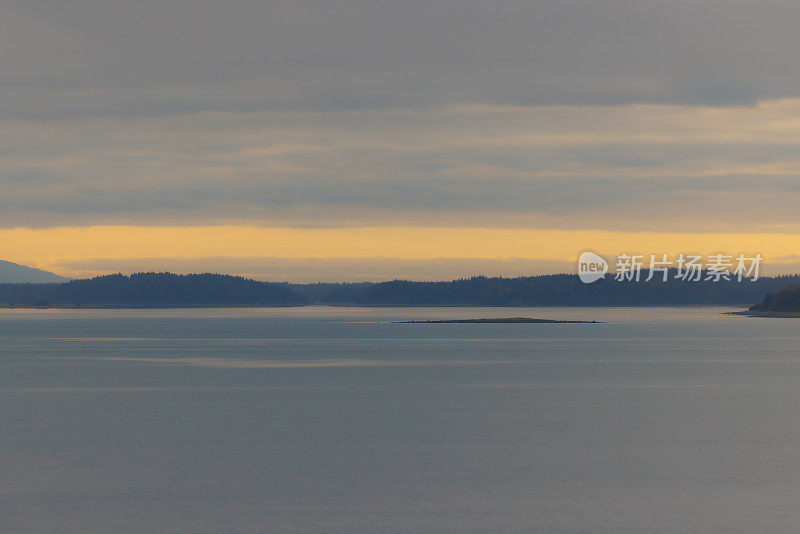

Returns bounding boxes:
[0,260,69,283]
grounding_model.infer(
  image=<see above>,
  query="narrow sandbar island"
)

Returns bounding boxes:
[394,317,600,324]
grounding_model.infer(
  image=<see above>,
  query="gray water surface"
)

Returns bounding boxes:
[2,306,799,533]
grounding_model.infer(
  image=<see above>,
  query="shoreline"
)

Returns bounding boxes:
[728,310,800,318]
[1,303,751,310]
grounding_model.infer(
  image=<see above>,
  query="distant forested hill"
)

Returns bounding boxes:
[0,273,308,307]
[749,282,800,312]
[294,271,800,307]
[2,270,796,308]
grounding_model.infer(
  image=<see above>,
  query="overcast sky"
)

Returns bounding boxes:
[3,1,800,279]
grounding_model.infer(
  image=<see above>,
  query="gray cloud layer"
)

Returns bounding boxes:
[4,1,800,234]
[4,0,800,118]
[4,102,800,230]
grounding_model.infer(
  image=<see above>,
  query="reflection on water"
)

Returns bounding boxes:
[2,306,799,533]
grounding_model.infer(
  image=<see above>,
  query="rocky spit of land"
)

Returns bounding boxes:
[394,317,600,324]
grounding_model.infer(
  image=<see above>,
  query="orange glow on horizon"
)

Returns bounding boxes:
[1,225,799,278]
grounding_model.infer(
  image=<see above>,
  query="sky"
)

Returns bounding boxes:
[3,0,800,281]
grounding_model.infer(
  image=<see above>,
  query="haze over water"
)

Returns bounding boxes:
[3,306,800,533]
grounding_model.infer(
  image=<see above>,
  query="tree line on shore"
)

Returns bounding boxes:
[1,270,798,308]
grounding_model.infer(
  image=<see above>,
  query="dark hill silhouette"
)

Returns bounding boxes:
[298,270,800,307]
[1,269,797,308]
[749,282,800,313]
[0,272,308,307]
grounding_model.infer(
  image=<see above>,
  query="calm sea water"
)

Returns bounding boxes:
[2,306,800,533]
